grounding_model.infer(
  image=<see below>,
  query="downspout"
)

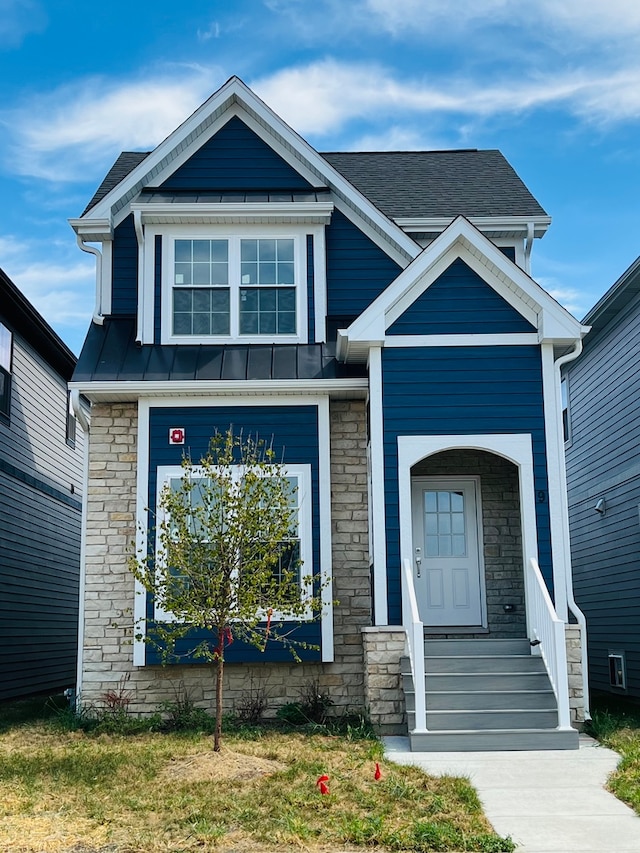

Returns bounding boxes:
[524,222,535,275]
[133,209,145,344]
[553,339,591,720]
[76,236,105,325]
[71,390,90,710]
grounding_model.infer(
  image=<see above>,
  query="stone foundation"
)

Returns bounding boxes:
[361,627,406,734]
[566,624,586,728]
[79,399,372,719]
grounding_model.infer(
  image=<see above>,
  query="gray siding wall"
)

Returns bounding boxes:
[0,330,84,699]
[565,289,640,700]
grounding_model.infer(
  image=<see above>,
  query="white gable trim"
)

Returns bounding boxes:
[77,77,418,268]
[338,217,587,360]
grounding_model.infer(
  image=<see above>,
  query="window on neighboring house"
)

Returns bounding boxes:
[171,236,297,340]
[0,323,12,422]
[561,377,571,443]
[66,390,76,447]
[154,463,312,621]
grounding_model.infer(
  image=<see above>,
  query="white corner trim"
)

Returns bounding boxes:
[397,433,539,607]
[318,396,334,660]
[540,343,568,619]
[368,347,388,624]
[313,228,328,343]
[133,400,150,665]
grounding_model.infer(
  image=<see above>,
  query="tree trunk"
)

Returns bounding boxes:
[214,654,224,752]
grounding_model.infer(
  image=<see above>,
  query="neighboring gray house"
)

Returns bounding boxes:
[0,267,84,700]
[564,255,640,703]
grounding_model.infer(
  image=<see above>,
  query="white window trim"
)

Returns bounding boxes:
[152,224,309,345]
[153,461,314,623]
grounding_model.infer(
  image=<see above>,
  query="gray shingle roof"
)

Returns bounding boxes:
[322,150,547,219]
[82,148,546,220]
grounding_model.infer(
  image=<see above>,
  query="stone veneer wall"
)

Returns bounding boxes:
[566,625,585,728]
[362,627,406,734]
[412,449,526,637]
[80,399,371,718]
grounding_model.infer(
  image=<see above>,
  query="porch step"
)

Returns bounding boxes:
[424,638,532,656]
[401,638,579,752]
[408,728,579,752]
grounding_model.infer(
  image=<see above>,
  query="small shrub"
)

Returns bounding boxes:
[158,683,216,733]
[276,679,334,726]
[234,678,269,724]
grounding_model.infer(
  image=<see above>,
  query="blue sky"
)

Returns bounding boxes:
[1,0,639,354]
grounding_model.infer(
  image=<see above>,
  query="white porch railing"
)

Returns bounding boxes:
[401,558,427,733]
[525,557,572,730]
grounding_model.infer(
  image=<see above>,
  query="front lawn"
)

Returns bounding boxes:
[0,696,514,853]
[587,697,640,815]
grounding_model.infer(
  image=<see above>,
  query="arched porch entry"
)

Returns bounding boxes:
[397,434,539,638]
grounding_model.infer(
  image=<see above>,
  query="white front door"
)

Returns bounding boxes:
[411,477,485,627]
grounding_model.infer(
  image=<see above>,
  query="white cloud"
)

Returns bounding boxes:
[0,234,94,330]
[5,66,221,181]
[252,59,640,136]
[365,0,640,41]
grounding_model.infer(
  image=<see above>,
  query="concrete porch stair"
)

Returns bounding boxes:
[402,638,579,751]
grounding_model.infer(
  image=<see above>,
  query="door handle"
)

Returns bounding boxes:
[415,547,422,577]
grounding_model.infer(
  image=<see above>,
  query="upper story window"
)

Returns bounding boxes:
[561,376,571,444]
[160,228,306,345]
[0,323,12,422]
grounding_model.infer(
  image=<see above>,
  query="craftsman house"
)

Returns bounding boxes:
[0,267,84,700]
[70,76,587,750]
[564,255,640,704]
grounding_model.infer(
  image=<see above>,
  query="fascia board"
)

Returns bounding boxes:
[69,217,113,241]
[395,215,551,238]
[76,77,419,265]
[68,378,369,401]
[129,201,334,225]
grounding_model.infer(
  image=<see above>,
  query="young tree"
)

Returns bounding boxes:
[129,428,323,751]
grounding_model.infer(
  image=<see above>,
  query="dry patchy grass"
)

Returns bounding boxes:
[588,700,640,815]
[0,717,514,852]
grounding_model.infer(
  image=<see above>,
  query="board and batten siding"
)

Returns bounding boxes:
[0,330,83,700]
[565,288,640,700]
[144,403,323,664]
[382,345,550,625]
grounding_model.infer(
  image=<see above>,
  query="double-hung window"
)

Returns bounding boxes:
[153,463,312,622]
[166,232,302,343]
[0,323,12,422]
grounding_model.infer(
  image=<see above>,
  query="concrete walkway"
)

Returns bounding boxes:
[384,734,640,853]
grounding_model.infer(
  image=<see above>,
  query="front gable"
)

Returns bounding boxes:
[338,216,588,361]
[160,116,314,192]
[387,258,536,336]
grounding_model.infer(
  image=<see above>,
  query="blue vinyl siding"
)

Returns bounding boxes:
[388,259,535,335]
[325,210,402,333]
[146,404,322,663]
[381,345,550,624]
[161,116,313,191]
[111,214,138,315]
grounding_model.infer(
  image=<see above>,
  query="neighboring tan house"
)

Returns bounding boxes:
[0,267,84,700]
[69,76,587,750]
[564,255,640,704]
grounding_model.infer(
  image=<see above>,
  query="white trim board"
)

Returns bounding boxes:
[397,434,540,627]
